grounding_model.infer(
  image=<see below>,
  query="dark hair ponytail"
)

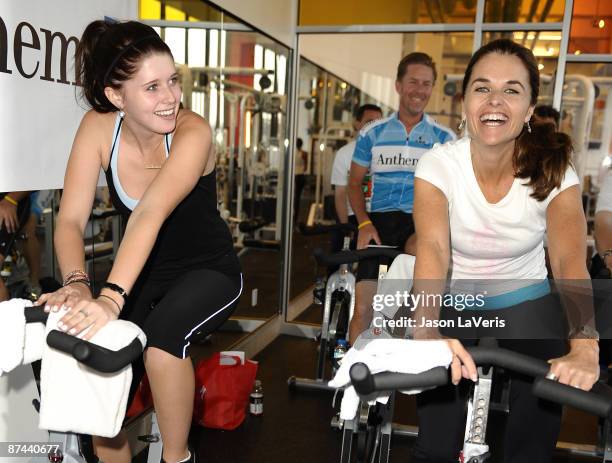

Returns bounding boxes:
[514,121,573,201]
[463,39,573,201]
[75,20,172,113]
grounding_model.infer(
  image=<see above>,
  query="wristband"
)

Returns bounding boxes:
[99,294,121,314]
[3,195,18,206]
[103,281,128,299]
[358,220,372,230]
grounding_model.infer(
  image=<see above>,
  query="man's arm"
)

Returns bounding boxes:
[0,191,31,233]
[347,162,369,225]
[334,186,349,223]
[331,146,351,224]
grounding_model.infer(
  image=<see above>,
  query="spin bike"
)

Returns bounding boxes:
[288,238,401,392]
[347,338,612,463]
[7,307,152,463]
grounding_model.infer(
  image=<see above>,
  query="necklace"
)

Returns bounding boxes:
[142,137,165,170]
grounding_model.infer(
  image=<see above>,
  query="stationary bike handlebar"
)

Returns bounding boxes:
[349,342,612,419]
[24,306,144,374]
[313,247,402,267]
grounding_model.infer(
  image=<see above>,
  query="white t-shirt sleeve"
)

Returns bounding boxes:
[596,171,612,213]
[543,166,580,208]
[414,148,452,200]
[331,144,352,186]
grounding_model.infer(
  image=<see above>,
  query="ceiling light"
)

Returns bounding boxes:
[599,19,605,29]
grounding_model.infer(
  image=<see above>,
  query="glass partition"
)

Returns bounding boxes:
[482,30,559,104]
[484,0,565,23]
[299,0,478,25]
[561,62,612,187]
[568,0,612,55]
[143,5,291,323]
[287,31,473,323]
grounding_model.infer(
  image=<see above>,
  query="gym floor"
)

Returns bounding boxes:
[135,334,601,463]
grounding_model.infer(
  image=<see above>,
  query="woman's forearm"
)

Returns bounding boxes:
[412,240,450,339]
[553,255,596,343]
[105,209,163,294]
[54,218,87,279]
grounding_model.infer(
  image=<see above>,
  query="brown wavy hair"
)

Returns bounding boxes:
[462,39,573,201]
[75,20,172,113]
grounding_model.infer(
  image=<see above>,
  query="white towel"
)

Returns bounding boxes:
[39,308,147,437]
[23,322,46,365]
[0,298,33,375]
[376,254,416,320]
[328,338,452,420]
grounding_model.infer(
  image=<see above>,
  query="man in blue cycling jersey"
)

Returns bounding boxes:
[347,52,456,344]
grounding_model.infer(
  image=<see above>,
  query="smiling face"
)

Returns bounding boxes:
[395,64,434,117]
[107,52,181,134]
[463,52,534,150]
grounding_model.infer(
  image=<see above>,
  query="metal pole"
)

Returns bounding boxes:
[552,0,574,110]
[280,34,300,320]
[472,0,486,53]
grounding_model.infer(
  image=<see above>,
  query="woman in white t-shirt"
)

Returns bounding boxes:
[411,39,599,462]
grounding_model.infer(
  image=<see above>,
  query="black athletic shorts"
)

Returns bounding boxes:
[0,194,31,257]
[356,211,414,282]
[123,266,242,408]
[122,267,243,359]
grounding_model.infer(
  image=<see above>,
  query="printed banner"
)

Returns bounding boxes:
[0,0,137,191]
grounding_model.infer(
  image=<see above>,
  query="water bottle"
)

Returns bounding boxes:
[332,339,348,369]
[249,380,263,416]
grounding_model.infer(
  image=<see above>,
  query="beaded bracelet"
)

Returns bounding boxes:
[63,269,91,287]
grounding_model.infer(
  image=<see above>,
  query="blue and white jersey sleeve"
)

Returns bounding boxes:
[352,130,373,168]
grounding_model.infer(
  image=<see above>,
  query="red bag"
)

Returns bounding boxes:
[193,351,258,430]
[126,374,154,418]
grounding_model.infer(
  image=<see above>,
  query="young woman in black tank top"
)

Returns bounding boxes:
[35,20,241,463]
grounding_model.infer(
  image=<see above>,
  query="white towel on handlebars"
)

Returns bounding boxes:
[38,308,147,438]
[328,339,452,420]
[0,298,43,375]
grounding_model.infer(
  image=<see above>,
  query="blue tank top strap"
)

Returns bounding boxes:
[108,113,173,213]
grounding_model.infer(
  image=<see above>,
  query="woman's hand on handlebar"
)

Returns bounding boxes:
[357,223,381,249]
[35,282,92,313]
[57,297,119,341]
[547,340,600,391]
[446,339,479,386]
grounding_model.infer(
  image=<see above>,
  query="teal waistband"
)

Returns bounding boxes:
[478,280,551,310]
